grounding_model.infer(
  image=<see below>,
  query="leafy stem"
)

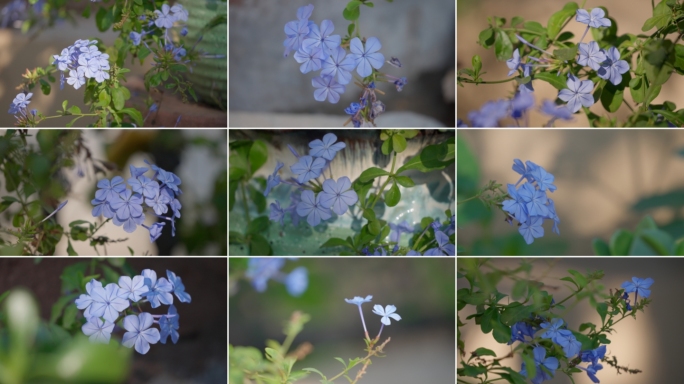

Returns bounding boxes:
[239,181,251,225]
[365,151,397,211]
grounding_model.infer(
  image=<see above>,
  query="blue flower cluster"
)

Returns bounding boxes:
[51,39,110,90]
[8,92,32,115]
[91,161,182,241]
[75,269,191,355]
[283,4,404,125]
[129,3,189,63]
[461,7,631,127]
[267,133,359,228]
[245,258,308,297]
[502,159,559,244]
[509,318,605,384]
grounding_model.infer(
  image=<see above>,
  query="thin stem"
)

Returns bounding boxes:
[578,25,590,45]
[457,194,480,205]
[280,330,296,356]
[239,181,251,225]
[358,305,370,340]
[459,77,518,85]
[366,152,397,211]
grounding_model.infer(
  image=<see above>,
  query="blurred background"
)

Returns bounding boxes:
[0,257,227,384]
[0,129,227,256]
[229,0,455,127]
[458,130,684,255]
[458,258,679,384]
[457,0,684,126]
[229,257,455,383]
[229,129,455,255]
[0,0,227,127]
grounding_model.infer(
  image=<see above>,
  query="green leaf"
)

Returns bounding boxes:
[111,88,125,111]
[522,352,536,380]
[248,140,268,174]
[500,303,533,326]
[600,82,624,113]
[362,208,377,222]
[67,240,78,256]
[392,134,407,153]
[249,233,272,256]
[480,307,495,334]
[320,237,355,251]
[359,167,390,182]
[609,229,633,255]
[248,185,266,214]
[642,0,671,31]
[246,216,270,235]
[592,238,611,255]
[302,367,327,380]
[491,317,511,344]
[95,7,113,32]
[346,0,362,11]
[553,47,578,61]
[62,303,78,328]
[560,276,578,289]
[596,302,608,324]
[535,71,568,90]
[494,29,513,61]
[343,6,360,21]
[384,182,400,207]
[394,175,415,187]
[473,347,497,358]
[511,280,528,299]
[567,269,587,288]
[39,79,51,95]
[98,89,111,107]
[120,108,143,126]
[652,109,684,126]
[643,39,675,86]
[638,228,674,255]
[347,23,355,36]
[478,28,495,48]
[50,293,79,324]
[547,2,579,39]
[364,2,374,7]
[396,140,453,174]
[472,55,482,74]
[12,213,24,227]
[381,138,392,155]
[69,105,82,115]
[62,100,68,111]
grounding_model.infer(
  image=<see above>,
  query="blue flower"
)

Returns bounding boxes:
[159,305,180,344]
[122,313,160,354]
[577,41,606,71]
[264,161,285,197]
[345,295,372,306]
[558,74,595,113]
[372,304,401,325]
[88,283,130,322]
[388,56,402,68]
[118,275,149,302]
[296,4,314,20]
[283,19,311,57]
[82,317,115,344]
[467,99,510,127]
[518,64,535,94]
[502,184,528,223]
[511,92,535,119]
[294,45,325,74]
[110,189,145,233]
[389,220,413,243]
[302,20,341,56]
[508,321,536,344]
[75,279,104,318]
[309,133,346,161]
[154,4,175,29]
[285,267,308,297]
[296,190,331,226]
[128,175,159,199]
[540,318,565,340]
[430,219,441,230]
[312,75,346,104]
[170,198,181,219]
[520,346,559,384]
[322,47,356,85]
[141,269,173,308]
[269,200,286,225]
[598,46,630,86]
[348,37,384,77]
[145,190,171,216]
[95,176,126,202]
[406,250,422,256]
[130,165,148,178]
[180,26,188,36]
[519,217,544,244]
[11,92,32,112]
[91,198,116,219]
[506,48,522,76]
[393,76,408,92]
[621,277,654,298]
[576,8,611,28]
[580,345,606,365]
[172,46,187,61]
[167,270,191,303]
[373,247,387,256]
[246,259,286,292]
[319,176,358,215]
[170,4,188,22]
[582,362,603,383]
[157,169,182,195]
[424,230,455,256]
[530,165,557,192]
[66,70,86,89]
[541,100,574,121]
[556,330,582,357]
[345,102,361,115]
[290,155,326,183]
[141,222,166,242]
[129,31,142,46]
